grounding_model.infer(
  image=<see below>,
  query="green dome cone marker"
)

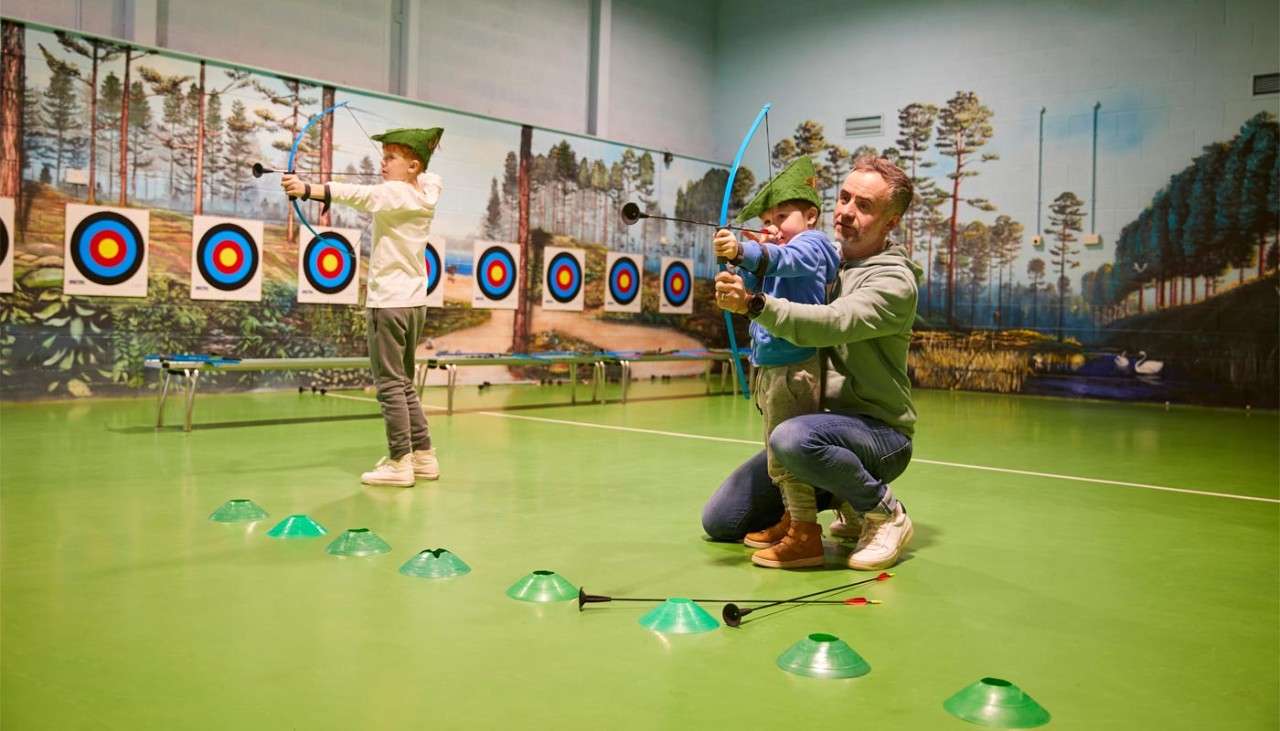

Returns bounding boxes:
[266,514,327,538]
[505,570,577,602]
[325,528,391,557]
[776,633,870,679]
[942,677,1050,728]
[637,598,719,634]
[209,499,268,523]
[400,548,471,579]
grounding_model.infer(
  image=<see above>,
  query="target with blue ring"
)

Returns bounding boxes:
[607,256,640,306]
[476,245,517,301]
[196,223,259,291]
[662,260,692,308]
[424,242,442,297]
[303,233,357,295]
[70,211,146,287]
[545,251,582,304]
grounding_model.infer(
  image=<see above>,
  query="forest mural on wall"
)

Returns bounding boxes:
[0,19,753,398]
[0,18,1276,406]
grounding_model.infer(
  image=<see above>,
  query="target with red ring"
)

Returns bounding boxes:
[0,217,8,267]
[196,223,259,291]
[662,260,692,307]
[476,245,517,300]
[608,256,640,305]
[303,233,357,294]
[70,211,145,286]
[545,251,582,303]
[425,242,442,296]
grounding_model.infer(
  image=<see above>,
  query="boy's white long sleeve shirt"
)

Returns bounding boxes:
[327,172,442,308]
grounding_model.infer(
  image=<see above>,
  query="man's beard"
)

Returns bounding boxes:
[835,219,860,244]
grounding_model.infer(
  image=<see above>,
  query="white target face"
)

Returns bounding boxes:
[658,257,694,314]
[190,216,264,302]
[63,204,150,297]
[297,226,362,305]
[541,246,584,312]
[471,240,521,310]
[604,252,642,313]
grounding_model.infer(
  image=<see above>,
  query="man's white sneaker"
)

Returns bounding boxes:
[847,501,913,570]
[361,455,415,487]
[412,448,440,480]
[828,502,863,540]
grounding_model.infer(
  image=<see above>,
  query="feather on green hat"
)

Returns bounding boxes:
[371,127,444,170]
[734,156,822,224]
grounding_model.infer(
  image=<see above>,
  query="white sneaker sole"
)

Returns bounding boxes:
[847,518,914,570]
[742,536,778,549]
[361,475,415,487]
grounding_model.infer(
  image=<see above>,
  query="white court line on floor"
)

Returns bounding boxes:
[321,393,1279,504]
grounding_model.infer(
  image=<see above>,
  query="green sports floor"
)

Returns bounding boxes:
[2,382,1277,729]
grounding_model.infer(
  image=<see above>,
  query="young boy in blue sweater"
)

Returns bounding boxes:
[713,156,840,568]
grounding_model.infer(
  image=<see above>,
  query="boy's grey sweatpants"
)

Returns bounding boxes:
[367,306,431,459]
[752,353,822,523]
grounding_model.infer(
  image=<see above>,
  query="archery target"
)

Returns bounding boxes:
[63,204,149,297]
[0,197,13,294]
[471,240,520,310]
[297,226,361,304]
[604,252,642,313]
[424,235,444,308]
[190,216,263,301]
[541,246,584,311]
[658,257,694,314]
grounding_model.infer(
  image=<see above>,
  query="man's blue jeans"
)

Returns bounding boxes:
[701,412,912,541]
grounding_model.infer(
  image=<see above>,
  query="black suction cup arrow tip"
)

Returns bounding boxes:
[251,162,267,178]
[722,603,745,627]
[620,202,643,226]
[576,589,613,610]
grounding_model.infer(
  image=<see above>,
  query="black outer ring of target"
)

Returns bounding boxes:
[546,252,581,304]
[69,212,145,286]
[663,261,692,307]
[304,234,357,295]
[608,257,640,305]
[476,245,517,300]
[196,223,260,291]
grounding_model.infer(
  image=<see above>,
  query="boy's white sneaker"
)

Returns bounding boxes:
[847,501,913,570]
[412,448,440,480]
[361,455,415,487]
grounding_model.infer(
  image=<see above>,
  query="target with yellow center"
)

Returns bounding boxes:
[543,248,583,308]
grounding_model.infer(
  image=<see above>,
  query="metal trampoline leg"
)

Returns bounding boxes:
[446,365,457,414]
[591,361,605,403]
[156,370,172,429]
[621,360,631,403]
[183,369,201,433]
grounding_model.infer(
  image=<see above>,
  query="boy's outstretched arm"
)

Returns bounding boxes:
[736,232,838,280]
[281,174,442,214]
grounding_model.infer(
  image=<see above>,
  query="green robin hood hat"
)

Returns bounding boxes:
[371,127,444,170]
[734,156,822,224]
